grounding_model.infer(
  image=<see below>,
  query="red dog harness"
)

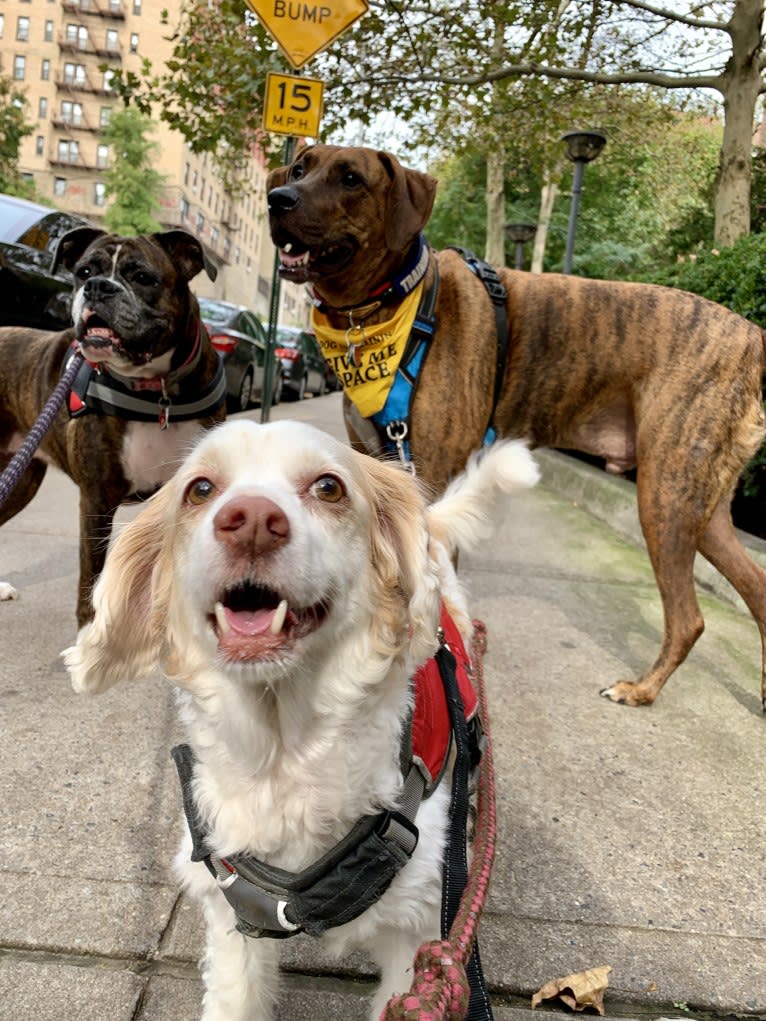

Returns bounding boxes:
[406,605,478,793]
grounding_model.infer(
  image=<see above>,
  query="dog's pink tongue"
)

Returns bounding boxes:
[224,605,277,636]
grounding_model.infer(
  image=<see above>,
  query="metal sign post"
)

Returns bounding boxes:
[261,134,295,423]
[249,0,369,421]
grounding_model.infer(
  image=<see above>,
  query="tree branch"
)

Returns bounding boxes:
[350,60,726,92]
[617,0,729,32]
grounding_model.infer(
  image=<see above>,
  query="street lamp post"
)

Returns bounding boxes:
[561,129,607,274]
[505,222,537,270]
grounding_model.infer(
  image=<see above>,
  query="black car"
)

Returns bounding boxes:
[0,193,90,331]
[198,297,282,412]
[274,326,333,400]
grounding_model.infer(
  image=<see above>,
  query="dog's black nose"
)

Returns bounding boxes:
[83,276,122,302]
[267,186,300,213]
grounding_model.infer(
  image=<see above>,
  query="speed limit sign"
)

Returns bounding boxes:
[263,72,324,138]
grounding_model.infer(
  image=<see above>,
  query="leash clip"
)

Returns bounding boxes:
[386,421,416,475]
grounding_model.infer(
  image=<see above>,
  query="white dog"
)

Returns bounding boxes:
[65,419,538,1021]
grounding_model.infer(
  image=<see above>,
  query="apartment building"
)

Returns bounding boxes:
[0,0,309,325]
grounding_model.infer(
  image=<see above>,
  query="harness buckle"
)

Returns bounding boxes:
[386,420,416,475]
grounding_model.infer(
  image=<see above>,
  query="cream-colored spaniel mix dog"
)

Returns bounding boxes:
[65,419,537,1021]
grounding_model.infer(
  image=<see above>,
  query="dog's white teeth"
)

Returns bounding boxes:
[214,602,231,636]
[270,599,288,635]
[283,243,293,254]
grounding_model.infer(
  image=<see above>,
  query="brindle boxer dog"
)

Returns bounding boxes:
[0,227,226,626]
[267,143,766,710]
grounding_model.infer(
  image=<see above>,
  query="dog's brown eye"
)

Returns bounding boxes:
[185,477,217,505]
[290,164,305,181]
[311,475,345,503]
[341,170,362,188]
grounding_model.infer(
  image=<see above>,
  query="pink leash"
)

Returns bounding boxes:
[383,620,496,1021]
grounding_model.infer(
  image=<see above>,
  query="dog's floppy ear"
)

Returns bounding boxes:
[63,485,176,695]
[51,225,107,275]
[361,456,440,664]
[378,151,437,252]
[153,229,218,283]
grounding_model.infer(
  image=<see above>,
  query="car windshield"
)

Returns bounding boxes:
[198,299,237,325]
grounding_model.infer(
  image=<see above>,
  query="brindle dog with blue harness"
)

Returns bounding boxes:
[268,143,766,712]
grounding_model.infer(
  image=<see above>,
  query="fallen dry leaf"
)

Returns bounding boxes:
[531,965,612,1014]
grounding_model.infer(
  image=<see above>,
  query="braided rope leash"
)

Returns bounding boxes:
[383,620,496,1021]
[0,351,84,510]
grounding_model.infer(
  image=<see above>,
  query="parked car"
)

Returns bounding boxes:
[198,298,282,412]
[0,193,90,331]
[274,326,333,400]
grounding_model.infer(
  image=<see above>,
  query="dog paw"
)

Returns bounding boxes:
[0,581,18,601]
[599,681,653,707]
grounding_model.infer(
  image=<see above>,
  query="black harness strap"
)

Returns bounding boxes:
[447,247,509,441]
[62,347,227,424]
[437,641,495,1021]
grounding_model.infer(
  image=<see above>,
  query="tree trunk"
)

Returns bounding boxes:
[484,142,506,266]
[714,0,765,246]
[531,173,559,273]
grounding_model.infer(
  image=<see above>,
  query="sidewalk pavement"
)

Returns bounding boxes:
[2,391,765,1021]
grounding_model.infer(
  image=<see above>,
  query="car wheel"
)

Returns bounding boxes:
[271,374,283,406]
[316,375,326,397]
[298,374,307,401]
[238,370,253,412]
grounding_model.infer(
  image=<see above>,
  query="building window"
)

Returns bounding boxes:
[102,68,115,91]
[58,139,80,164]
[0,15,4,39]
[38,97,48,119]
[13,56,25,80]
[54,177,67,197]
[210,226,219,247]
[35,135,44,156]
[195,212,205,234]
[133,0,142,14]
[16,18,30,42]
[41,60,50,81]
[96,143,109,168]
[44,20,54,42]
[130,33,138,53]
[64,63,86,85]
[180,197,189,221]
[94,181,106,207]
[109,0,122,12]
[66,24,89,50]
[105,29,119,53]
[62,101,84,126]
[99,107,111,127]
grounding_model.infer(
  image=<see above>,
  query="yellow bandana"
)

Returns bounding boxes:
[311,283,424,417]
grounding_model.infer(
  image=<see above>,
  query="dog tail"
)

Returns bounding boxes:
[426,439,539,556]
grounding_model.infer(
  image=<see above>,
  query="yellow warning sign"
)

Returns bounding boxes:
[263,73,324,137]
[247,0,369,69]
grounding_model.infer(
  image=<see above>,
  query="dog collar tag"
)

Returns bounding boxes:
[158,396,171,430]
